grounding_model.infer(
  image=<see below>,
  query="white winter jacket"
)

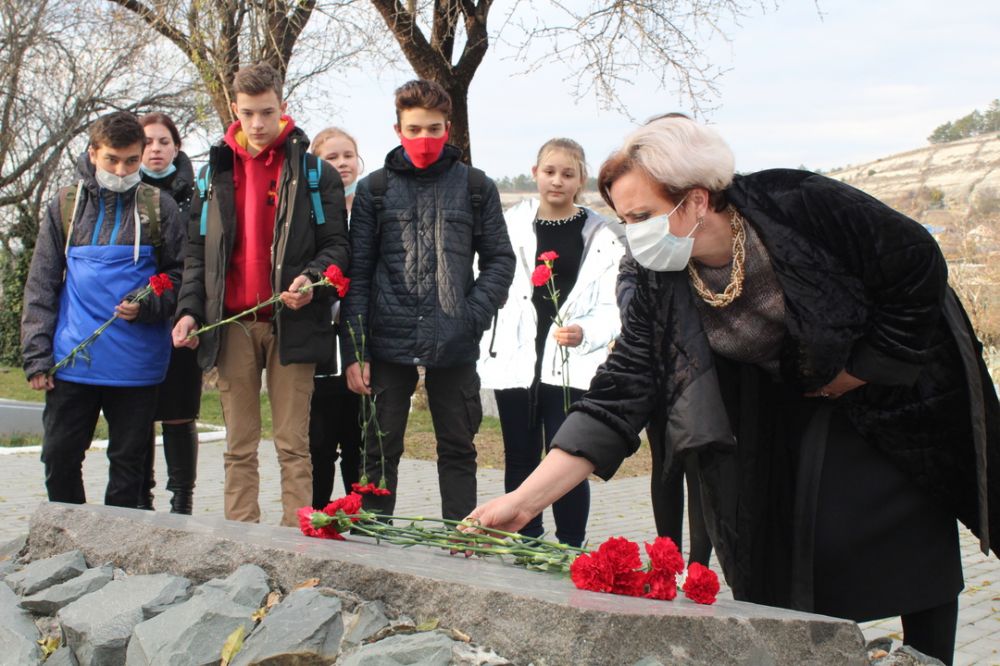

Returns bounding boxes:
[478,198,625,391]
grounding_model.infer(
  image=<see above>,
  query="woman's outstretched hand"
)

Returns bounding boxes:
[463,492,535,535]
[462,448,597,535]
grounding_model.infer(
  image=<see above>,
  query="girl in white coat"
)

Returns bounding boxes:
[478,138,624,547]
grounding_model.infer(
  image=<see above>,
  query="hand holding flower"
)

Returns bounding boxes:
[280,274,314,310]
[115,300,141,321]
[552,324,583,348]
[172,315,200,349]
[28,373,55,391]
[345,361,371,396]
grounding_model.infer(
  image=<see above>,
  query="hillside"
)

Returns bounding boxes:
[827,132,1000,258]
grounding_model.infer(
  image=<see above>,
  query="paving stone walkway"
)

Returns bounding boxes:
[1,438,997,664]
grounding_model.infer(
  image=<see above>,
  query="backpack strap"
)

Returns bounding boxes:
[196,163,212,237]
[133,182,161,264]
[368,168,388,212]
[59,181,85,256]
[136,183,160,248]
[303,152,326,225]
[467,166,486,236]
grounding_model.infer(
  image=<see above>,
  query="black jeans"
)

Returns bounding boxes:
[495,383,590,547]
[41,379,158,507]
[309,374,362,507]
[361,361,481,521]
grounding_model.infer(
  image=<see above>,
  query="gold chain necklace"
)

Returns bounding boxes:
[687,206,746,308]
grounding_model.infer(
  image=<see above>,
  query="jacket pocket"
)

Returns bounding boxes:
[442,209,474,256]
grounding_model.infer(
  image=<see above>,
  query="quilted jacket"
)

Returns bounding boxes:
[341,145,515,368]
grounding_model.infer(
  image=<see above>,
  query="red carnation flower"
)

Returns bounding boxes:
[645,537,685,576]
[682,562,720,605]
[324,492,363,517]
[323,264,351,298]
[149,273,174,297]
[351,482,392,497]
[296,506,345,540]
[537,250,559,262]
[596,537,643,573]
[644,569,678,600]
[611,570,646,597]
[570,552,614,593]
[530,264,552,287]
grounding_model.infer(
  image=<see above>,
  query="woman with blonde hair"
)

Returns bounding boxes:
[469,116,1000,664]
[478,138,623,547]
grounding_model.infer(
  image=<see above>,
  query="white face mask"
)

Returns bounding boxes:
[95,167,142,193]
[624,196,699,272]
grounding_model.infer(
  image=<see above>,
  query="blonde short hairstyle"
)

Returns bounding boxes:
[599,116,735,211]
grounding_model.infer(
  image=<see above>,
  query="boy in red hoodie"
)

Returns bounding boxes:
[173,63,349,526]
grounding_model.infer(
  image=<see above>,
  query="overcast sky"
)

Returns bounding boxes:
[298,0,1000,179]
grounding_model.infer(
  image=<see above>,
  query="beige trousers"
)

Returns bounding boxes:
[216,322,315,526]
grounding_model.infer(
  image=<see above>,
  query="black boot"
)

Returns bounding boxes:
[137,427,156,510]
[162,421,198,515]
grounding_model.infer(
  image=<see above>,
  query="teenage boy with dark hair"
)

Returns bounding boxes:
[21,111,184,507]
[343,79,515,521]
[173,62,349,527]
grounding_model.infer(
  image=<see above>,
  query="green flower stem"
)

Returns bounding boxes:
[309,509,587,572]
[186,276,328,339]
[346,315,386,486]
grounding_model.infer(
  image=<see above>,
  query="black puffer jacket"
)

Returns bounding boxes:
[342,145,515,367]
[556,169,999,577]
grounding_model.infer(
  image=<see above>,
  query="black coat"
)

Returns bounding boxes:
[177,127,350,369]
[556,169,999,602]
[341,145,515,368]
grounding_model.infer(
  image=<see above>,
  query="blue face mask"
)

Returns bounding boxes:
[140,163,177,180]
[344,180,358,196]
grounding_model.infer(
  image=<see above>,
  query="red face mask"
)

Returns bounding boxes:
[400,131,449,169]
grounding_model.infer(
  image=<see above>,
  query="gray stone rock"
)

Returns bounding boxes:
[339,632,457,666]
[342,599,390,647]
[125,566,270,666]
[866,637,894,655]
[0,534,26,563]
[231,588,343,665]
[125,594,258,666]
[27,503,870,665]
[0,582,42,665]
[0,559,16,579]
[20,565,114,615]
[196,564,270,607]
[632,659,666,666]
[4,549,86,596]
[58,573,191,666]
[46,647,80,666]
